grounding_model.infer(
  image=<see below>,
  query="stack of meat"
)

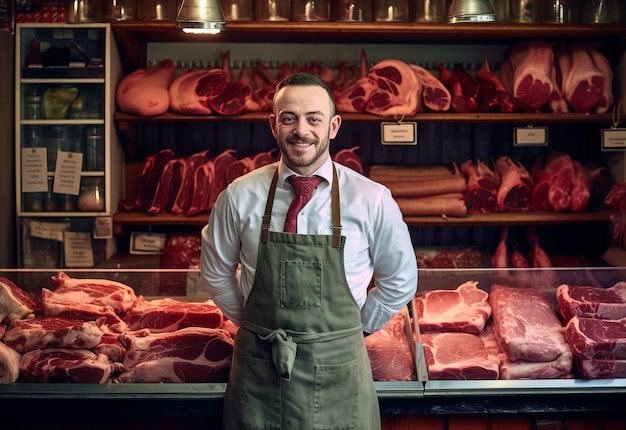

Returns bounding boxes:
[0,273,235,384]
[559,282,626,378]
[415,282,499,380]
[368,163,468,218]
[118,146,363,216]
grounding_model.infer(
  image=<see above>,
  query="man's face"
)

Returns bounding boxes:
[269,85,342,176]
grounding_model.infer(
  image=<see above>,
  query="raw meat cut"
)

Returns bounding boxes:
[565,315,626,360]
[117,327,234,383]
[454,64,479,112]
[460,159,499,214]
[545,151,574,212]
[208,149,242,210]
[20,348,121,383]
[586,44,614,114]
[508,41,556,111]
[364,311,414,381]
[0,342,21,383]
[570,160,591,213]
[476,60,517,113]
[530,157,551,211]
[0,276,40,323]
[499,354,572,380]
[415,281,491,336]
[335,50,376,113]
[576,357,626,379]
[147,156,187,215]
[438,64,471,113]
[115,59,174,116]
[332,146,363,175]
[494,156,532,212]
[556,282,626,322]
[187,158,215,216]
[51,271,137,315]
[491,226,510,268]
[490,284,572,363]
[422,332,499,380]
[123,149,175,212]
[409,65,451,112]
[170,150,212,215]
[169,69,215,115]
[41,288,128,332]
[123,297,224,333]
[92,327,126,362]
[557,43,605,114]
[3,317,105,353]
[414,248,487,268]
[364,59,421,117]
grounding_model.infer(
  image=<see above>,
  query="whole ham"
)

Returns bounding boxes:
[508,41,556,111]
[115,59,174,116]
[409,65,451,112]
[557,43,605,114]
[0,276,40,323]
[476,60,518,113]
[460,159,499,214]
[363,58,422,116]
[494,156,533,212]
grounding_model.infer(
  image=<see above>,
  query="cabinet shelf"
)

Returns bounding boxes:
[112,210,611,234]
[113,111,619,125]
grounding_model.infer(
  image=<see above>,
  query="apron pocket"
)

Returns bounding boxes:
[313,358,359,430]
[280,260,322,308]
[238,355,281,430]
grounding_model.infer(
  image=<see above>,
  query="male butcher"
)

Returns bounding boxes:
[200,72,418,429]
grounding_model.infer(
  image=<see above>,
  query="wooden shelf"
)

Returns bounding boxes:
[113,210,611,233]
[113,111,619,125]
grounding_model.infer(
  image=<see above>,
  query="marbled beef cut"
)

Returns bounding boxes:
[508,41,556,112]
[490,284,571,363]
[364,59,421,117]
[422,332,499,380]
[364,312,414,381]
[0,342,21,383]
[415,281,491,336]
[0,276,40,323]
[565,315,626,360]
[556,282,626,322]
[20,348,121,383]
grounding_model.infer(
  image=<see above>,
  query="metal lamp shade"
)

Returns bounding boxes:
[176,0,227,33]
[447,0,496,23]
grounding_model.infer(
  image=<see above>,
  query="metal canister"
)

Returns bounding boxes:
[509,0,539,23]
[255,0,291,20]
[64,0,103,23]
[544,0,579,23]
[102,0,137,21]
[412,0,446,22]
[374,0,408,21]
[137,0,177,20]
[292,0,330,20]
[221,0,254,20]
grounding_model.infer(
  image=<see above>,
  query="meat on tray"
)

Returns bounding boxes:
[490,284,572,365]
[117,327,234,383]
[422,332,499,380]
[3,317,105,353]
[556,282,626,322]
[123,297,224,333]
[19,348,124,384]
[0,276,40,323]
[415,281,491,336]
[576,357,626,379]
[364,311,414,381]
[565,315,626,360]
[0,341,21,383]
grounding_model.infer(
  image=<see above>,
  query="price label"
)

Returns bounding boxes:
[21,147,48,192]
[381,122,417,145]
[93,217,113,239]
[64,231,94,268]
[130,232,167,255]
[601,128,626,151]
[513,127,548,146]
[53,151,83,196]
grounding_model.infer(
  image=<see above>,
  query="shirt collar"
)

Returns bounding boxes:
[278,156,333,187]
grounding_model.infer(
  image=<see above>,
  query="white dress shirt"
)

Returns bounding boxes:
[200,156,418,334]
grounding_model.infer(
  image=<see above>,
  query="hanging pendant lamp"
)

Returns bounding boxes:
[176,0,227,34]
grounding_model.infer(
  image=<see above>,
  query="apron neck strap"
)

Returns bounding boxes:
[261,163,342,248]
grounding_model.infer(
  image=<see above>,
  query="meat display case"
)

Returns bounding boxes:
[1,266,626,419]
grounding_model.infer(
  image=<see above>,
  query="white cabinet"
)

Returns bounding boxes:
[15,23,123,267]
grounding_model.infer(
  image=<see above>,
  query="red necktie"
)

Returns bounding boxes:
[283,175,324,233]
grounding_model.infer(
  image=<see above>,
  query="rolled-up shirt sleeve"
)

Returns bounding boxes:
[200,188,245,325]
[361,187,418,334]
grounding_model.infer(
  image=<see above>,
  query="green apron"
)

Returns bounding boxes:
[222,165,380,430]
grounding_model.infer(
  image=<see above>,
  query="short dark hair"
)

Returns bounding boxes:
[274,72,336,115]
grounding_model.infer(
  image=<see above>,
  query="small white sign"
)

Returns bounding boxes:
[381,122,417,145]
[130,232,167,255]
[602,128,626,151]
[93,217,113,239]
[64,231,94,268]
[21,147,48,192]
[514,127,548,146]
[29,220,70,242]
[53,151,83,196]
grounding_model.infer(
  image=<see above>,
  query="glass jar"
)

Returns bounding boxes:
[331,0,372,20]
[103,0,137,21]
[45,126,67,172]
[77,177,105,212]
[509,0,539,23]
[255,0,291,20]
[374,0,408,21]
[292,0,330,20]
[85,125,104,171]
[137,0,177,20]
[44,178,57,212]
[221,0,254,20]
[24,89,43,120]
